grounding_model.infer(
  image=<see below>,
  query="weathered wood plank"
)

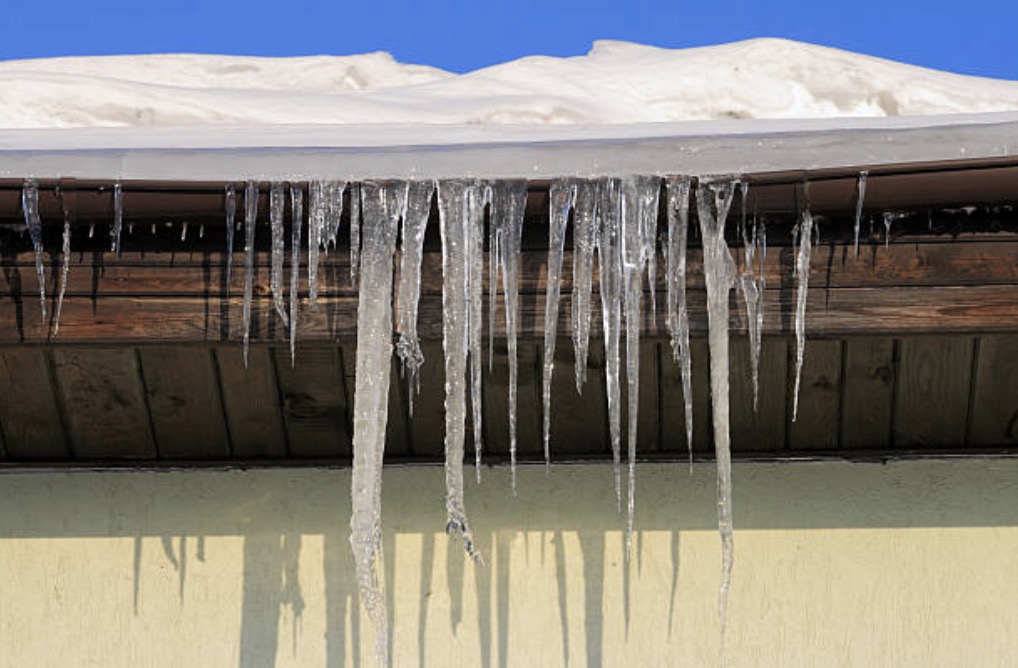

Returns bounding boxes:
[137,347,229,459]
[659,338,712,455]
[546,343,609,458]
[968,335,1018,446]
[274,346,351,458]
[215,345,287,458]
[787,339,843,451]
[730,338,788,452]
[0,348,68,459]
[840,338,895,449]
[485,340,541,460]
[51,347,157,459]
[893,336,974,447]
[6,241,1018,300]
[406,342,447,461]
[8,282,1018,344]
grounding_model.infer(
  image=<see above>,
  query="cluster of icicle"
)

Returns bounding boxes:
[20,172,846,667]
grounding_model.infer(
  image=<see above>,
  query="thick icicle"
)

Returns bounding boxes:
[289,184,303,366]
[571,180,598,393]
[270,183,289,327]
[242,182,258,368]
[21,180,46,321]
[54,192,72,336]
[596,178,624,510]
[792,184,814,422]
[620,176,660,555]
[111,182,124,257]
[349,180,403,668]
[542,180,575,470]
[325,180,346,250]
[436,180,482,561]
[738,181,765,412]
[489,180,528,491]
[467,184,488,484]
[665,176,694,464]
[225,185,237,294]
[395,181,436,416]
[307,181,325,309]
[853,171,868,257]
[349,182,361,285]
[696,177,739,645]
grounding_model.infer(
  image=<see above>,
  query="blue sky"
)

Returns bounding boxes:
[3,0,1016,80]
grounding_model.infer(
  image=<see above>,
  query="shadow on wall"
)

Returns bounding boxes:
[1,460,1018,666]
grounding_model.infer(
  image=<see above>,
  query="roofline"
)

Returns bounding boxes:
[1,112,1016,182]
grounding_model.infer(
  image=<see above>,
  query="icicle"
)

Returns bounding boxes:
[53,193,72,337]
[89,224,95,238]
[225,184,237,295]
[349,180,403,668]
[111,182,124,257]
[396,181,436,415]
[596,178,624,510]
[853,171,868,256]
[571,180,598,393]
[792,184,814,422]
[665,176,694,466]
[22,180,47,321]
[621,176,660,556]
[349,182,361,285]
[883,211,894,248]
[738,180,765,412]
[199,224,204,239]
[242,182,257,369]
[696,176,740,649]
[489,180,528,491]
[180,222,188,242]
[436,180,482,561]
[289,184,303,366]
[307,181,324,309]
[467,183,488,484]
[542,180,575,470]
[270,183,289,327]
[324,181,346,251]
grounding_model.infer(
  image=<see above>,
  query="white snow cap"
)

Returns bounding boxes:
[1,38,1017,129]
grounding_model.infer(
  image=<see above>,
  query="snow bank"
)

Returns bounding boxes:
[1,38,1016,129]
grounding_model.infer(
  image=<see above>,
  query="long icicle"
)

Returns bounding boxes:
[792,182,814,422]
[665,176,694,467]
[467,184,488,485]
[269,182,289,327]
[349,182,362,285]
[349,180,404,668]
[738,180,764,412]
[111,182,124,258]
[571,180,598,393]
[242,181,257,368]
[621,176,660,556]
[395,181,436,417]
[853,171,869,257]
[542,180,575,470]
[225,184,237,294]
[491,180,528,492]
[596,178,624,510]
[289,183,303,366]
[22,180,46,321]
[696,177,740,652]
[307,181,324,309]
[53,189,73,337]
[437,180,482,562]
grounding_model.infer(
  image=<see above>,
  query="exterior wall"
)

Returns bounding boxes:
[0,459,1016,666]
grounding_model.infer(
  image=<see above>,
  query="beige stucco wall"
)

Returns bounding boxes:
[1,459,1016,667]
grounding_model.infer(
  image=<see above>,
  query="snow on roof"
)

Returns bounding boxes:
[1,39,1016,180]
